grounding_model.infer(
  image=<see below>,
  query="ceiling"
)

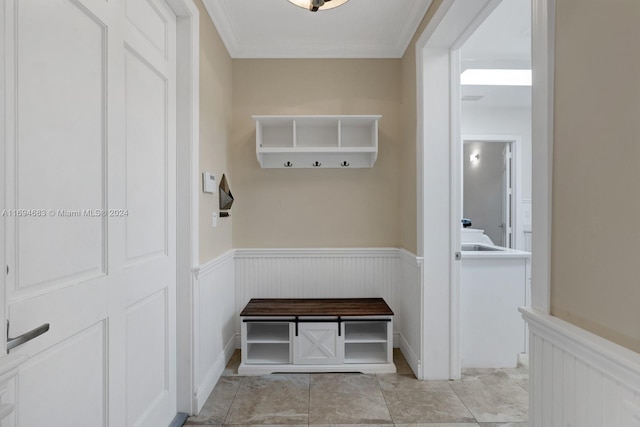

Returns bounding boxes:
[460,0,531,108]
[202,0,432,58]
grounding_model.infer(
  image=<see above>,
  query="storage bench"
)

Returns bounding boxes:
[239,298,396,375]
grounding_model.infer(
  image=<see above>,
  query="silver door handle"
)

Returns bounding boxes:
[6,321,50,352]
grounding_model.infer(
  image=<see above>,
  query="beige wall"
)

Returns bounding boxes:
[231,59,402,248]
[196,0,234,263]
[551,0,640,353]
[399,0,443,254]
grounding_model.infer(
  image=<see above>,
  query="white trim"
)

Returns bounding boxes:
[234,247,400,259]
[164,0,200,415]
[449,48,462,380]
[416,0,498,381]
[194,333,237,412]
[0,0,6,354]
[521,308,640,387]
[531,0,554,313]
[192,249,235,279]
[397,333,421,377]
[461,134,525,250]
[396,1,435,56]
[415,0,553,381]
[397,248,421,267]
[202,0,432,59]
[521,307,640,427]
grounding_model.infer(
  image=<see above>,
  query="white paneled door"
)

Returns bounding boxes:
[2,0,177,426]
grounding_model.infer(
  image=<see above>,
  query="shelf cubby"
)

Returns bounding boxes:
[254,115,380,168]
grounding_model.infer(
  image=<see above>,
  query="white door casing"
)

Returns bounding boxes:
[502,143,513,247]
[416,0,553,381]
[2,0,180,425]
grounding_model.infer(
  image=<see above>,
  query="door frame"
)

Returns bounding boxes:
[0,0,201,416]
[461,135,523,249]
[165,0,200,415]
[415,0,554,380]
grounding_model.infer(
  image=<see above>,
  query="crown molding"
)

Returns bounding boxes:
[201,0,431,59]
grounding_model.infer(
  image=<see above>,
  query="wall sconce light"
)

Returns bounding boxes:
[470,153,480,163]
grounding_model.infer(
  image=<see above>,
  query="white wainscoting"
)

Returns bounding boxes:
[192,250,236,413]
[397,249,422,376]
[521,307,640,427]
[234,248,422,376]
[191,247,423,412]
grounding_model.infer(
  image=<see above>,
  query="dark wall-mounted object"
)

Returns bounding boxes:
[219,174,234,218]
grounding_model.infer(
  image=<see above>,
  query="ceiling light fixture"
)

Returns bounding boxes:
[461,69,532,86]
[287,0,350,12]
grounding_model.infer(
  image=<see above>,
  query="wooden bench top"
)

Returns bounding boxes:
[240,298,393,317]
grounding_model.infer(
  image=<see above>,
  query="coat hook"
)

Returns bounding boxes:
[284,161,293,167]
[312,161,321,167]
[341,161,350,167]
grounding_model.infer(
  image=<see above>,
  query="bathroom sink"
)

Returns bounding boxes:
[461,244,504,252]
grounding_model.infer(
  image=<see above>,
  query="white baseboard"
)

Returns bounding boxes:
[194,334,236,413]
[521,307,640,427]
[397,332,421,378]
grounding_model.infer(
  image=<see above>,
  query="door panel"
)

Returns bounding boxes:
[12,0,106,294]
[124,48,168,263]
[119,0,177,425]
[3,0,178,426]
[125,289,168,426]
[17,322,106,427]
[125,0,168,57]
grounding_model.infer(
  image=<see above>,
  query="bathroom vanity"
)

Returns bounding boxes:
[238,298,396,375]
[460,244,530,368]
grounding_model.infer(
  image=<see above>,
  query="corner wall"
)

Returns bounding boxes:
[196,0,233,263]
[399,0,443,254]
[551,0,640,354]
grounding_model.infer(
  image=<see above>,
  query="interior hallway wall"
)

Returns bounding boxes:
[551,0,640,354]
[196,0,234,262]
[399,0,444,254]
[463,141,507,245]
[462,106,532,201]
[231,59,402,248]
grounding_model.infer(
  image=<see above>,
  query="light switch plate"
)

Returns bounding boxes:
[212,212,218,228]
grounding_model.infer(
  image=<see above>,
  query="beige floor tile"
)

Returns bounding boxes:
[186,376,243,425]
[393,348,415,376]
[223,350,241,376]
[225,374,309,425]
[478,423,529,427]
[378,374,475,424]
[450,370,528,423]
[224,425,308,427]
[310,424,394,427]
[395,424,480,427]
[309,374,392,424]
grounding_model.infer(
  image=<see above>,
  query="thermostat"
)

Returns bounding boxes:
[202,172,216,193]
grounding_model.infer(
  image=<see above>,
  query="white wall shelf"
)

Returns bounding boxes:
[253,115,381,168]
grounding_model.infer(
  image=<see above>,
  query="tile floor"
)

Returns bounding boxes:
[185,349,529,427]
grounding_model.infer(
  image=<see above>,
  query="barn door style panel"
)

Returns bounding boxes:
[294,322,344,365]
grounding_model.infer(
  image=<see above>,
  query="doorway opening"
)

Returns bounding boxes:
[415,0,552,381]
[462,137,520,249]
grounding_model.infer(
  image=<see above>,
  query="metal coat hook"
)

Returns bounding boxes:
[284,161,293,167]
[312,161,321,167]
[340,161,350,167]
